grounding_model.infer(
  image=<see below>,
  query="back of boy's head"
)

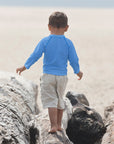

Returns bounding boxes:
[49,12,68,28]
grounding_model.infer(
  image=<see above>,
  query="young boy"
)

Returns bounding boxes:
[16,12,83,133]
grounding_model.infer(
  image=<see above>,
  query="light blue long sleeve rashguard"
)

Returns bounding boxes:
[24,34,80,76]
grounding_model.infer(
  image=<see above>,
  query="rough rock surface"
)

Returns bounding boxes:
[102,102,114,144]
[0,71,39,144]
[0,71,72,144]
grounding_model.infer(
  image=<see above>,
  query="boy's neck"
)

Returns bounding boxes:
[51,31,64,35]
[50,27,65,35]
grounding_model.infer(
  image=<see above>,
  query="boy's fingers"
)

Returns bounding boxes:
[78,77,81,80]
[16,68,20,73]
[16,68,21,75]
[19,71,21,75]
[77,75,83,80]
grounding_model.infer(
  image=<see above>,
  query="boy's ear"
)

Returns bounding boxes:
[48,24,51,31]
[64,25,69,32]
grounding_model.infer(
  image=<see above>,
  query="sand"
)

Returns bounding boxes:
[0,7,114,117]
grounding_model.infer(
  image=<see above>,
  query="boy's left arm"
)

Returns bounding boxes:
[68,41,80,74]
[77,71,83,80]
[68,40,83,80]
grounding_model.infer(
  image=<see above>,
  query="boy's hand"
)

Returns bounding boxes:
[77,71,83,80]
[16,66,26,75]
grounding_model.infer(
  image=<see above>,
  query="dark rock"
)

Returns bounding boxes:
[66,92,106,144]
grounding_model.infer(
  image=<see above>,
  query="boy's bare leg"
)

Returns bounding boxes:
[57,109,64,131]
[48,108,57,133]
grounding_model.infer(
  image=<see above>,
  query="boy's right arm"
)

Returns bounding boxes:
[16,38,45,75]
[16,66,26,75]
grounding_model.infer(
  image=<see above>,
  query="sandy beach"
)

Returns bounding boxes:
[0,7,114,117]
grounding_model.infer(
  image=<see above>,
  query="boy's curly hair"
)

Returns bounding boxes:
[49,12,68,28]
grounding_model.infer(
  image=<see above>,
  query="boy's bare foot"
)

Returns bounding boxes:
[57,125,63,131]
[48,127,57,133]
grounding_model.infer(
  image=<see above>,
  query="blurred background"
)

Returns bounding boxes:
[0,0,114,7]
[0,0,114,115]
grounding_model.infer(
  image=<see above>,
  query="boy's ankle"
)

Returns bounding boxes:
[49,126,57,133]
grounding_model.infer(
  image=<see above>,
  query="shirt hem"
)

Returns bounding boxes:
[43,70,67,76]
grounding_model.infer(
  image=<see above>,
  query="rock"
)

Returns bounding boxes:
[0,71,39,144]
[66,91,89,106]
[66,92,106,144]
[102,102,114,144]
[0,71,72,144]
[0,71,39,114]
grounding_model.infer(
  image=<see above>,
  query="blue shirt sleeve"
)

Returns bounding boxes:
[68,40,80,74]
[24,39,45,69]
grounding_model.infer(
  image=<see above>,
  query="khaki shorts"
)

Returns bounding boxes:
[40,74,68,109]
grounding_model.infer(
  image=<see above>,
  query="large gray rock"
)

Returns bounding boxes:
[0,71,72,144]
[0,71,39,144]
